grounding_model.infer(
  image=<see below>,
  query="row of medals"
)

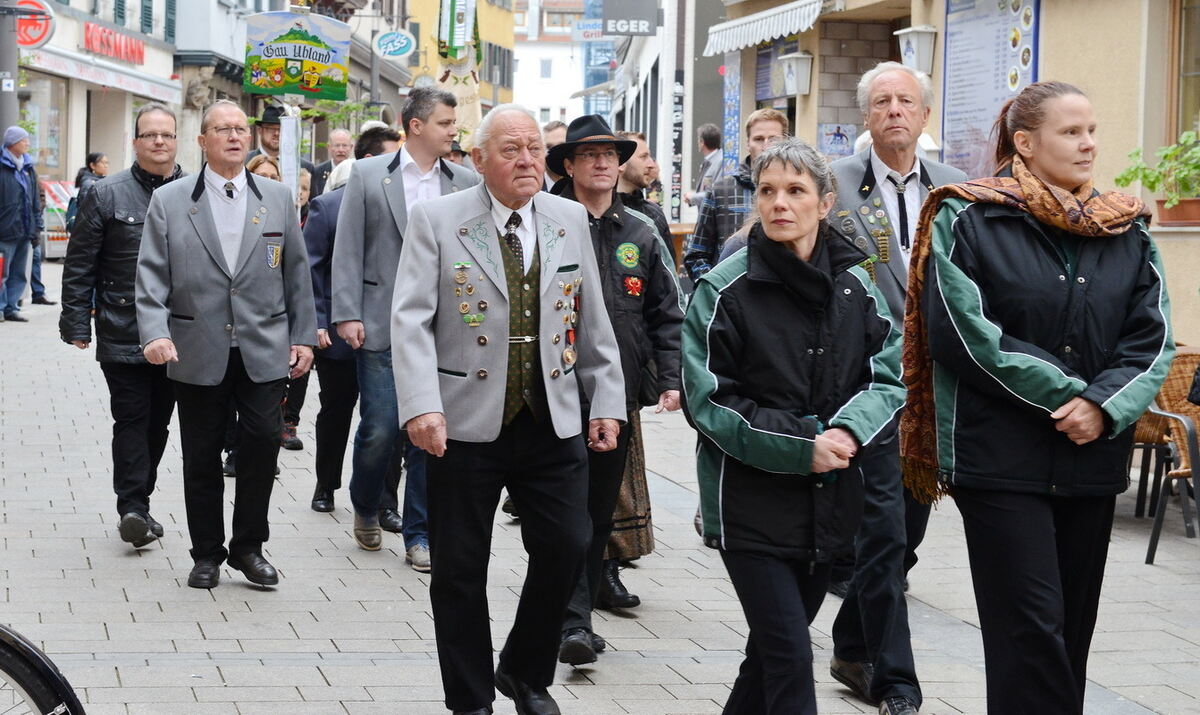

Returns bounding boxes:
[451,265,584,367]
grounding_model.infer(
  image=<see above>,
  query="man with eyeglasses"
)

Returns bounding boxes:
[59,104,185,549]
[682,108,789,284]
[247,105,317,179]
[311,127,352,197]
[331,87,478,571]
[135,99,317,590]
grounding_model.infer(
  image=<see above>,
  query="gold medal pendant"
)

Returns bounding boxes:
[562,347,577,366]
[454,271,468,285]
[459,302,470,314]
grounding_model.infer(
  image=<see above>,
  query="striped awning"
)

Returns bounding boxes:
[703,0,823,57]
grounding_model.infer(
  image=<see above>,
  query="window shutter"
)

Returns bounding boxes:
[141,0,153,34]
[114,0,126,24]
[165,0,176,43]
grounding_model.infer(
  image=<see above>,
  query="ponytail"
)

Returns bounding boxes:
[992,81,1086,170]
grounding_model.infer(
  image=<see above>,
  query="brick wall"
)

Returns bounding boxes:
[818,20,894,126]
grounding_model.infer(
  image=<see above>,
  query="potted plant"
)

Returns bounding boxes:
[1116,131,1200,226]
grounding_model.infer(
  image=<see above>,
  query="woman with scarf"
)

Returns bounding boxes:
[901,81,1173,712]
[682,138,904,714]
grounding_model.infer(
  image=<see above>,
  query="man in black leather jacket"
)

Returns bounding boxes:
[60,104,185,549]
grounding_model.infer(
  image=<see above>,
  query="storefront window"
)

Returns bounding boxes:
[1180,0,1200,133]
[17,70,69,181]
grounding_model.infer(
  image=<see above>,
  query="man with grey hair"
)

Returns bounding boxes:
[393,103,625,715]
[312,127,352,196]
[827,60,966,715]
[332,87,477,570]
[683,122,722,207]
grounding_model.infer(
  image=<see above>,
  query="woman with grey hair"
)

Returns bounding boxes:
[681,138,905,714]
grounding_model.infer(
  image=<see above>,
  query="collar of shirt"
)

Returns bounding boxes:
[869,148,918,188]
[204,165,247,202]
[399,145,439,182]
[486,186,536,271]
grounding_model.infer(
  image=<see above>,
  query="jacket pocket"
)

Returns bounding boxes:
[113,207,146,226]
[556,264,579,273]
[437,367,467,377]
[169,313,195,321]
[269,309,288,319]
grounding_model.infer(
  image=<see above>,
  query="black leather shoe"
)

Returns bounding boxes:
[223,452,236,477]
[879,695,919,714]
[280,422,303,450]
[146,514,165,538]
[227,552,279,586]
[118,513,156,548]
[557,628,597,665]
[495,667,560,715]
[830,655,877,705]
[590,631,606,653]
[452,708,492,715]
[596,558,640,609]
[188,560,221,589]
[31,296,56,305]
[311,486,334,513]
[501,495,519,520]
[379,507,403,533]
[4,313,28,322]
[828,579,851,598]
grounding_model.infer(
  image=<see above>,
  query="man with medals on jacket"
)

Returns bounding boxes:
[60,104,185,549]
[548,115,685,667]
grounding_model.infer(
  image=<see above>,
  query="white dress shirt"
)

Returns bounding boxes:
[870,149,921,266]
[399,145,441,210]
[487,187,536,274]
[203,165,248,344]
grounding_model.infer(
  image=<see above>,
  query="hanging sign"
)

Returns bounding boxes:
[15,0,56,49]
[244,11,352,101]
[374,29,416,60]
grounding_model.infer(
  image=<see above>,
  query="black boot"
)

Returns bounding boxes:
[596,558,640,609]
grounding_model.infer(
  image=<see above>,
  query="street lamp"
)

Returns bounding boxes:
[893,25,937,76]
[776,51,813,96]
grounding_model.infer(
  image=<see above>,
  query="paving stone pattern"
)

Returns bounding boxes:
[0,263,1196,713]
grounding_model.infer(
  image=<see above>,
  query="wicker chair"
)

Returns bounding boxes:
[1145,346,1200,564]
[1129,409,1171,518]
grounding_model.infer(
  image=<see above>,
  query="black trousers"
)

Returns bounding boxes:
[720,550,830,715]
[283,371,309,425]
[831,437,928,704]
[427,409,590,711]
[563,411,633,632]
[173,350,286,563]
[953,486,1115,715]
[99,362,175,517]
[313,356,358,491]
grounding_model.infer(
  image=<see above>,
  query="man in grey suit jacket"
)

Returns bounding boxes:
[331,88,478,567]
[394,105,625,715]
[136,100,317,591]
[826,63,967,715]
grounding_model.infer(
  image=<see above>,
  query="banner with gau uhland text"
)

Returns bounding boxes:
[244,11,351,101]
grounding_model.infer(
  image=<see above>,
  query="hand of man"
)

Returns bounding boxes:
[143,338,178,365]
[336,320,365,350]
[812,432,854,474]
[317,328,332,350]
[407,412,448,457]
[683,191,695,206]
[655,390,681,413]
[71,340,90,350]
[289,345,314,379]
[588,418,620,452]
[1050,396,1105,445]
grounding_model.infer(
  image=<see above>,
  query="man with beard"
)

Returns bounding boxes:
[615,130,675,262]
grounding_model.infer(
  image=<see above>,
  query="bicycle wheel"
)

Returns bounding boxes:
[0,639,80,714]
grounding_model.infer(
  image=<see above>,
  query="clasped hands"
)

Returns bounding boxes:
[407,412,621,457]
[1051,396,1104,445]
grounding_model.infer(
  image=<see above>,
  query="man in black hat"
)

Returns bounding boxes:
[247,105,318,178]
[548,115,684,668]
[445,140,469,167]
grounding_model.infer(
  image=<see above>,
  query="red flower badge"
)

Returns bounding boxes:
[624,276,644,297]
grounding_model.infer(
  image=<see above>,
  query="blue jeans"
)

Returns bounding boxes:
[350,348,430,547]
[30,242,45,299]
[0,238,31,316]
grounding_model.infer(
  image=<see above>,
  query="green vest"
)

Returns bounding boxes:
[500,238,547,424]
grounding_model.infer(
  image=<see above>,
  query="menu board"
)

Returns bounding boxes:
[941,0,1039,179]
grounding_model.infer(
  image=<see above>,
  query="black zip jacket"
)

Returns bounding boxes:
[682,224,905,560]
[619,189,676,262]
[925,196,1173,496]
[558,183,684,412]
[60,163,185,362]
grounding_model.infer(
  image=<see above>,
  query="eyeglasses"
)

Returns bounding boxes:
[136,133,177,141]
[207,126,251,137]
[574,149,619,163]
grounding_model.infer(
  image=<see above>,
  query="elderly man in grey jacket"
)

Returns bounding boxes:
[393,104,625,715]
[136,99,317,591]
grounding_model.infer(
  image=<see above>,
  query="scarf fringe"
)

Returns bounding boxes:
[901,458,948,505]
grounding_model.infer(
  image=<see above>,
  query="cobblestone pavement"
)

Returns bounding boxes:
[1,262,1197,714]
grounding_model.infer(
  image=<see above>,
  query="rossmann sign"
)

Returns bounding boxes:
[83,22,145,65]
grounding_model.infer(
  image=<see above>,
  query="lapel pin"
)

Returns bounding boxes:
[384,177,392,184]
[459,228,469,236]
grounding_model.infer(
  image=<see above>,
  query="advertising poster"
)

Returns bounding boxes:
[721,52,742,177]
[942,0,1039,178]
[244,11,351,101]
[818,123,857,159]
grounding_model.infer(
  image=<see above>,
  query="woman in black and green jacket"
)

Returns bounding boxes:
[902,82,1173,713]
[681,139,905,715]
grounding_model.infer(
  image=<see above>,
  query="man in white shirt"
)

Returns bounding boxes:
[330,88,479,571]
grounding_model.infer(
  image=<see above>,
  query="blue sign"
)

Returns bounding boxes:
[374,29,416,60]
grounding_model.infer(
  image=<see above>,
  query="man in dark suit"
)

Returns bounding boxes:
[136,99,317,590]
[304,126,402,519]
[827,62,967,715]
[311,127,353,197]
[246,105,317,179]
[683,122,721,207]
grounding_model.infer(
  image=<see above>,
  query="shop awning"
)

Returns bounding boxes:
[703,0,823,57]
[570,79,616,99]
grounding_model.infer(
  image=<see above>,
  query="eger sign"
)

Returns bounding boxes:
[601,0,659,36]
[83,22,145,64]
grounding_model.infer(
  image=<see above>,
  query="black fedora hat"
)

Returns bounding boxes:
[546,114,637,178]
[257,105,284,126]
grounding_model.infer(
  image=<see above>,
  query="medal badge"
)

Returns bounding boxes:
[564,283,574,297]
[459,302,470,314]
[454,270,468,285]
[841,217,856,234]
[466,284,475,295]
[615,242,641,268]
[624,276,644,297]
[463,313,484,327]
[562,347,577,366]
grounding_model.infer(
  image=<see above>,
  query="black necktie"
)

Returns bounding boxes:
[504,212,523,267]
[886,174,914,250]
[224,181,235,199]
